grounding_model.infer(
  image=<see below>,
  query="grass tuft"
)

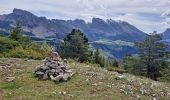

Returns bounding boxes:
[0,82,21,90]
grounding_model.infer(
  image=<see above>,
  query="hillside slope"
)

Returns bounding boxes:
[0,58,169,100]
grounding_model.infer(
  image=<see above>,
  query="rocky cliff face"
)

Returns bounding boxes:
[163,28,170,50]
[163,28,170,40]
[0,8,147,59]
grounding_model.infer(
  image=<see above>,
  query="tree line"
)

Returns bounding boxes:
[61,29,170,82]
[124,31,170,81]
[0,21,169,82]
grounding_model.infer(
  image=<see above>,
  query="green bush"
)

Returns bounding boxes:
[3,42,53,60]
[0,36,18,52]
[0,22,53,60]
[158,66,170,82]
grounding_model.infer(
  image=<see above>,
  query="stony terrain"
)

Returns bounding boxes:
[0,58,170,100]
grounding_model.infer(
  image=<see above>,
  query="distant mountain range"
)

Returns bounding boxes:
[163,28,170,41]
[1,8,169,59]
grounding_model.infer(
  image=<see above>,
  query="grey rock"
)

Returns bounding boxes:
[50,69,56,73]
[50,74,63,82]
[36,71,44,75]
[115,75,126,80]
[63,74,70,81]
[66,69,72,73]
[43,73,48,80]
[140,85,146,95]
[34,52,73,82]
[49,64,57,68]
[6,77,15,82]
[41,66,50,70]
[45,62,51,66]
[35,65,41,71]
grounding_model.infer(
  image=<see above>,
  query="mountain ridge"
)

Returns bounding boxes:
[0,8,147,59]
[163,28,170,40]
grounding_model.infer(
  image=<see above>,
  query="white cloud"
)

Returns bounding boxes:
[161,10,170,28]
[0,0,170,32]
[162,10,170,17]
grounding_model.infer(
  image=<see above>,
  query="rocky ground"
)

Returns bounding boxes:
[0,58,170,100]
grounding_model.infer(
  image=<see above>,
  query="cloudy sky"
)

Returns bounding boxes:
[0,0,170,33]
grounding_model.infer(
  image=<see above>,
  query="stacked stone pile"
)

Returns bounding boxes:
[35,52,74,82]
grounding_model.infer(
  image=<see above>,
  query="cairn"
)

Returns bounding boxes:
[35,52,74,82]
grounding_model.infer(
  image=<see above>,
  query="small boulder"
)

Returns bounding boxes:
[6,77,15,82]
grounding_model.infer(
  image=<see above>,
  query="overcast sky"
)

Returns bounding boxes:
[0,0,170,33]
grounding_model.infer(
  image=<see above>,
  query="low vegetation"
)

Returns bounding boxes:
[0,22,53,59]
[0,58,169,100]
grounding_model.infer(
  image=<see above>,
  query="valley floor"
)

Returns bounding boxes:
[0,58,170,100]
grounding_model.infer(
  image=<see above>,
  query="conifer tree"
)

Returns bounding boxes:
[9,21,23,41]
[9,21,30,48]
[94,48,101,64]
[61,29,92,62]
[136,31,169,80]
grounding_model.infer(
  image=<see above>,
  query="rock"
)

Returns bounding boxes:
[152,97,157,100]
[62,74,70,81]
[49,64,57,69]
[140,84,146,95]
[120,89,127,94]
[35,65,42,71]
[136,95,140,99]
[42,73,48,80]
[68,94,74,98]
[65,69,72,73]
[50,74,63,82]
[50,69,56,73]
[6,77,15,82]
[35,52,74,82]
[0,64,12,70]
[86,79,89,82]
[168,92,170,96]
[59,91,67,95]
[41,66,50,70]
[35,71,44,75]
[116,75,126,80]
[92,83,98,86]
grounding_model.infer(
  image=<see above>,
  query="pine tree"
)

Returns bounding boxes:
[112,60,119,67]
[136,31,169,80]
[93,49,107,67]
[8,21,30,48]
[9,21,23,41]
[123,55,142,75]
[94,48,101,64]
[61,29,92,62]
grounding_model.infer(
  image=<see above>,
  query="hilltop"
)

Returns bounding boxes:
[0,58,169,100]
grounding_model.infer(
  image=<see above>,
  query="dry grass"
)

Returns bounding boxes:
[0,58,169,100]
